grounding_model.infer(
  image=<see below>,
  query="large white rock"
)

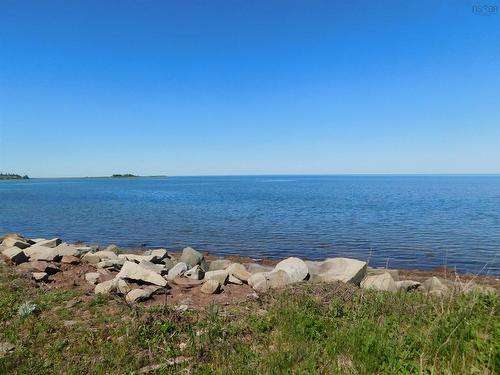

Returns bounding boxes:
[267,270,292,289]
[247,263,274,274]
[2,247,29,264]
[361,272,397,292]
[24,245,60,261]
[248,272,269,292]
[310,258,367,285]
[273,257,308,283]
[116,261,167,287]
[366,267,399,282]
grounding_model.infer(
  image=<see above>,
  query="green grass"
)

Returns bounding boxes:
[0,264,498,374]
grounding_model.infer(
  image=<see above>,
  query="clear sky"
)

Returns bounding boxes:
[0,1,499,177]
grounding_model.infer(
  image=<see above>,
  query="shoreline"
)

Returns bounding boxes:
[1,233,498,311]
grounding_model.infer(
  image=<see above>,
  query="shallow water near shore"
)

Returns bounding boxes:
[1,175,499,275]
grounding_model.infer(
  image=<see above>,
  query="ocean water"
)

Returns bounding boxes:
[1,175,499,275]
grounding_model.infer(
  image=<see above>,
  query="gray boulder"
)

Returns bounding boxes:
[2,247,29,264]
[419,277,455,296]
[94,279,119,295]
[310,258,367,285]
[81,253,101,265]
[361,272,397,292]
[180,247,204,268]
[116,261,167,287]
[93,250,118,260]
[248,272,269,293]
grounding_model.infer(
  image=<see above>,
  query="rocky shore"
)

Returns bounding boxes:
[0,233,497,308]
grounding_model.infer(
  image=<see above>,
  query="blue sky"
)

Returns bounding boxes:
[0,1,499,177]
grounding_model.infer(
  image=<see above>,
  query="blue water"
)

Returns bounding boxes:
[1,175,499,275]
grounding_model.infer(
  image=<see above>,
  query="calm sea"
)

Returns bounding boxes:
[1,175,499,275]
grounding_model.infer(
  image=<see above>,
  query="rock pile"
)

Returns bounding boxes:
[0,233,495,305]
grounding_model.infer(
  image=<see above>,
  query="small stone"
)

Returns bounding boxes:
[228,275,243,285]
[209,259,232,271]
[204,270,229,285]
[32,272,49,282]
[180,247,204,268]
[201,279,221,294]
[61,255,80,264]
[85,272,101,285]
[185,265,205,280]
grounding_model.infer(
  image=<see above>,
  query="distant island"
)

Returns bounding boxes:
[111,174,138,178]
[0,173,29,180]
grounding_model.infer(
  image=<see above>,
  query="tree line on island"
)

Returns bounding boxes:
[0,173,29,180]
